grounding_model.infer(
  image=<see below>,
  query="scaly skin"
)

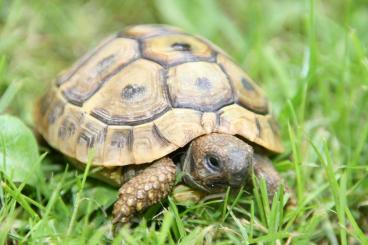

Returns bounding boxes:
[253,154,282,198]
[112,158,176,223]
[253,154,295,205]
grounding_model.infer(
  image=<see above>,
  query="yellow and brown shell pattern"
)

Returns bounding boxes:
[35,24,283,167]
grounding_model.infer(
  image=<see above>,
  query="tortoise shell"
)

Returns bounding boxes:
[35,24,283,167]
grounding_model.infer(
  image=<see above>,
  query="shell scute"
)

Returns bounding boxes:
[35,88,63,135]
[60,38,140,106]
[217,54,268,114]
[167,62,233,111]
[75,116,106,164]
[217,104,282,153]
[103,126,134,166]
[154,109,205,147]
[56,105,85,157]
[142,34,215,66]
[132,123,178,164]
[83,59,171,126]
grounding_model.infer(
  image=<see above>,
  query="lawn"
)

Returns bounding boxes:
[1,0,368,244]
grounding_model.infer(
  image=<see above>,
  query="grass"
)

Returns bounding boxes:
[1,0,368,244]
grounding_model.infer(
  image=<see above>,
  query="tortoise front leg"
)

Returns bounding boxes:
[112,157,176,224]
[253,154,293,203]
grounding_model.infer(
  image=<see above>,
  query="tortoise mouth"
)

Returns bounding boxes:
[205,179,228,189]
[182,174,211,193]
[182,173,236,193]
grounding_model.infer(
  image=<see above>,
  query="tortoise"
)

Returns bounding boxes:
[34,24,286,224]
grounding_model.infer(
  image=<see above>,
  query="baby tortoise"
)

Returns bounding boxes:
[34,24,287,224]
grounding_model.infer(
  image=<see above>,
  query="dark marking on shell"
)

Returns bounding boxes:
[79,131,93,148]
[58,119,77,140]
[152,123,171,146]
[140,53,168,69]
[216,61,236,103]
[172,96,234,113]
[195,77,212,91]
[40,93,53,116]
[78,123,107,148]
[239,102,269,115]
[115,33,138,40]
[121,84,146,101]
[215,112,221,127]
[159,69,173,107]
[48,101,65,124]
[62,89,87,107]
[171,42,191,52]
[127,129,134,151]
[95,54,116,75]
[111,132,127,148]
[141,34,218,68]
[217,109,225,118]
[62,57,140,106]
[137,38,171,68]
[241,77,255,91]
[168,52,217,68]
[90,106,171,126]
[255,118,261,138]
[141,54,217,70]
[137,38,144,58]
[234,101,269,116]
[268,117,279,136]
[217,59,269,115]
[58,111,85,140]
[56,35,117,86]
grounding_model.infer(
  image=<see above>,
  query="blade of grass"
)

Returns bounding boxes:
[287,119,304,204]
[311,142,347,245]
[221,187,230,222]
[21,164,70,243]
[229,210,248,244]
[345,207,368,243]
[66,151,94,236]
[158,210,174,245]
[1,176,41,220]
[223,186,244,221]
[168,196,186,238]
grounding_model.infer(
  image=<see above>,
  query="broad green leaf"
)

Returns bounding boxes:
[0,114,41,186]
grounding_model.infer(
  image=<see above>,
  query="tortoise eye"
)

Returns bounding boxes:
[204,154,221,172]
[171,42,191,52]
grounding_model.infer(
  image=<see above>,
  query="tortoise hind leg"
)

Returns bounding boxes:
[112,157,176,224]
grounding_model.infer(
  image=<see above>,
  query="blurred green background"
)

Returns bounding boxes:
[1,0,365,125]
[1,0,368,244]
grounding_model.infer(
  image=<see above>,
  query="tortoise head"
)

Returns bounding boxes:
[181,133,254,193]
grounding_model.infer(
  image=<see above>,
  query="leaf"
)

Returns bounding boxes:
[0,114,41,186]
